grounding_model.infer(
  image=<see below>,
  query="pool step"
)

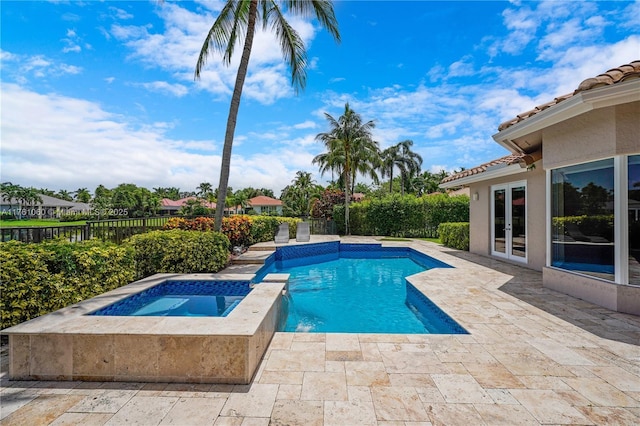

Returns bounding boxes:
[248,244,278,251]
[231,251,273,265]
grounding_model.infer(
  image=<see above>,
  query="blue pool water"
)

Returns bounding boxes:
[90,280,251,317]
[255,242,467,334]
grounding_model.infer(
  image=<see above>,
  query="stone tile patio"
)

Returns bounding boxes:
[1,238,639,425]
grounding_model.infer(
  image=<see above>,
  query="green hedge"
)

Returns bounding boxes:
[552,215,614,241]
[438,222,470,251]
[0,239,135,329]
[334,194,469,237]
[125,229,230,279]
[164,215,301,247]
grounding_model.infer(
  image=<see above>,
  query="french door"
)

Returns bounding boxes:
[492,181,527,262]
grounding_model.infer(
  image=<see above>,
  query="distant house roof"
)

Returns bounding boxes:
[351,193,365,202]
[160,197,215,209]
[69,202,91,212]
[248,196,282,207]
[1,194,77,208]
[498,60,640,131]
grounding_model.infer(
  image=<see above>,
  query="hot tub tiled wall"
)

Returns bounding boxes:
[3,273,287,384]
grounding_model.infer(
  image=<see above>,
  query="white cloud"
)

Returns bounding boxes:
[488,0,611,59]
[447,56,475,78]
[1,51,83,82]
[110,6,133,20]
[110,2,326,105]
[293,120,317,130]
[0,84,315,195]
[139,81,189,97]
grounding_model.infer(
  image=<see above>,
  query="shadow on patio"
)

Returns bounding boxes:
[442,249,640,347]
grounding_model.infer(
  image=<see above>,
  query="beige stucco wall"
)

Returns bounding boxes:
[522,99,639,315]
[468,164,546,271]
[543,101,640,169]
[616,101,640,154]
[543,267,640,316]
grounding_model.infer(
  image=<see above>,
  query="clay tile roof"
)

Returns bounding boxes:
[248,195,282,206]
[441,154,525,184]
[498,60,640,131]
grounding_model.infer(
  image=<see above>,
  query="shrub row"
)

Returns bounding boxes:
[438,222,470,251]
[164,215,301,246]
[1,239,135,329]
[552,215,614,241]
[1,229,232,329]
[126,230,230,280]
[334,194,469,237]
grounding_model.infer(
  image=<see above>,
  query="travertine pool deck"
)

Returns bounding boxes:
[1,237,639,425]
[2,273,288,385]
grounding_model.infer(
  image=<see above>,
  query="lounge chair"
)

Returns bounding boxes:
[274,222,289,243]
[565,223,609,243]
[296,222,310,242]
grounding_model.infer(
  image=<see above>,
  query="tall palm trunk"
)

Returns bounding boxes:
[214,0,258,231]
[344,149,351,235]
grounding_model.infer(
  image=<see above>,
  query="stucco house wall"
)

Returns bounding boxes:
[468,165,546,271]
[441,61,639,315]
[543,102,639,169]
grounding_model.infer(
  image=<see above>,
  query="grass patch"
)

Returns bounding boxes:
[417,237,442,244]
[0,219,87,228]
[378,237,442,244]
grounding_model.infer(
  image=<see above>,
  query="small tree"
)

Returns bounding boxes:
[311,189,344,219]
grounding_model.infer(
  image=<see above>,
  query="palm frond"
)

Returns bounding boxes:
[195,0,251,79]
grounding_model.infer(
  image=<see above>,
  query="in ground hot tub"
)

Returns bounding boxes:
[3,273,287,384]
[90,280,251,317]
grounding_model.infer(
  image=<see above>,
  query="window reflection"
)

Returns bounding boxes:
[551,159,615,281]
[629,155,640,286]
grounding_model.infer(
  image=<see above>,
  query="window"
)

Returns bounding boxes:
[629,155,640,286]
[551,159,615,281]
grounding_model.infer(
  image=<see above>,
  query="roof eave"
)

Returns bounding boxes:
[492,79,640,153]
[439,163,528,189]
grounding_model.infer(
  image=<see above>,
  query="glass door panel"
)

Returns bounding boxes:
[492,183,527,262]
[511,186,526,258]
[493,188,506,254]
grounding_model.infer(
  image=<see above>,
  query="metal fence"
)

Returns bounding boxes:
[1,217,172,244]
[88,217,171,244]
[1,216,337,244]
[308,218,336,235]
[0,225,89,243]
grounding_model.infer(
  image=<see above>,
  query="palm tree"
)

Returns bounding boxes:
[381,140,422,196]
[349,136,380,194]
[195,0,340,231]
[74,188,91,203]
[196,182,213,199]
[315,103,375,235]
[1,182,20,218]
[312,148,345,186]
[232,190,249,214]
[395,140,422,196]
[281,171,321,217]
[57,190,73,202]
[19,187,42,218]
[380,145,399,193]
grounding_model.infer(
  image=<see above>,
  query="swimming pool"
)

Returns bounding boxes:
[90,280,251,317]
[254,242,467,334]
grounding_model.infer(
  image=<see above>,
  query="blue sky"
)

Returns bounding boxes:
[2,0,639,196]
